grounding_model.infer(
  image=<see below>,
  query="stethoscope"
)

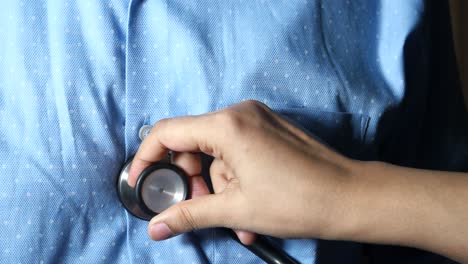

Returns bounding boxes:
[117,126,299,264]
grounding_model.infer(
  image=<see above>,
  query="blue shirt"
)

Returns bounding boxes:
[0,0,466,263]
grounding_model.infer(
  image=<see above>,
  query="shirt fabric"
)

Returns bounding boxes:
[0,0,466,263]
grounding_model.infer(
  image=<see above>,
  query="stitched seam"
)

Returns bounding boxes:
[317,0,349,103]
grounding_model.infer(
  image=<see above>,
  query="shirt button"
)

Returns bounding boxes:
[139,125,152,141]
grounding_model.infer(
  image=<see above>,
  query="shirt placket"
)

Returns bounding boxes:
[124,1,216,263]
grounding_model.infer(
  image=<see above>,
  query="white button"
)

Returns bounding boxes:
[138,125,152,141]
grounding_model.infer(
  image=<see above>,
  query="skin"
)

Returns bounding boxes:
[128,100,468,263]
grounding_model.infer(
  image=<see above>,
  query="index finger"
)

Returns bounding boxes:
[127,114,222,187]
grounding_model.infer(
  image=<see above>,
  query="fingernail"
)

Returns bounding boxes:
[149,223,174,240]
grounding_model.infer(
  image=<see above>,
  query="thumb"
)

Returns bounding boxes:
[148,194,231,240]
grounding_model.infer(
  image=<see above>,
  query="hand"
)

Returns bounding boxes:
[127,100,468,263]
[128,100,358,244]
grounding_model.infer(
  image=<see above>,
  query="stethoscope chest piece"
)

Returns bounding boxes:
[117,157,299,264]
[117,158,189,221]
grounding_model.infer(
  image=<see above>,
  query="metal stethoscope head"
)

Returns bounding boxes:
[117,155,188,221]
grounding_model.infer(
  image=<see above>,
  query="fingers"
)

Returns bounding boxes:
[234,230,258,245]
[172,152,210,198]
[210,158,257,245]
[146,156,244,241]
[209,158,230,194]
[128,114,222,187]
[189,175,210,198]
[148,194,232,240]
[172,152,202,177]
[128,100,271,187]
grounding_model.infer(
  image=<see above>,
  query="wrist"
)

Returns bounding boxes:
[330,161,424,246]
[313,160,468,263]
[318,158,369,241]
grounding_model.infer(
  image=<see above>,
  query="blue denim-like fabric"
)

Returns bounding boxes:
[0,0,466,263]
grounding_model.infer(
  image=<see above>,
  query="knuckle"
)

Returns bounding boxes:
[152,118,170,134]
[239,100,273,123]
[198,138,214,155]
[153,117,170,128]
[216,109,245,135]
[242,99,268,111]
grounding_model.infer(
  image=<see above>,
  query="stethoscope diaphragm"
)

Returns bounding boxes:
[117,158,189,221]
